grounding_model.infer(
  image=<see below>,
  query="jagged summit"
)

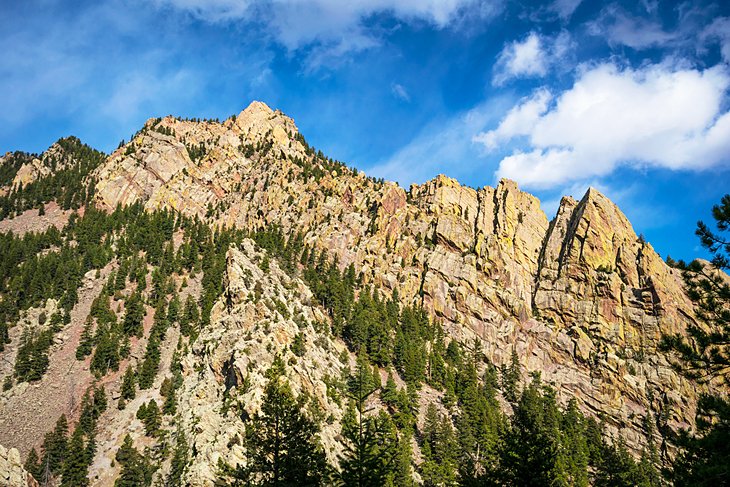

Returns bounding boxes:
[0,102,711,486]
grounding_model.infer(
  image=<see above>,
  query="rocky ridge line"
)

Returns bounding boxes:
[84,101,702,454]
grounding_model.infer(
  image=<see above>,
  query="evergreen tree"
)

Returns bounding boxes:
[557,399,590,487]
[143,400,161,437]
[122,291,145,337]
[502,375,564,486]
[167,429,189,486]
[420,403,458,486]
[14,327,52,382]
[594,438,646,487]
[120,366,136,401]
[41,414,68,475]
[501,348,521,403]
[115,434,153,487]
[340,404,402,486]
[179,295,199,337]
[60,426,89,487]
[24,447,41,480]
[233,356,328,485]
[661,194,730,486]
[76,317,94,360]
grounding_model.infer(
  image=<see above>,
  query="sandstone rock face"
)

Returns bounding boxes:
[0,445,37,487]
[176,241,350,485]
[10,142,75,189]
[88,100,708,456]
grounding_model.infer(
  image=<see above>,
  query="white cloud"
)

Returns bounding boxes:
[156,0,501,61]
[473,89,550,149]
[549,0,582,20]
[587,5,677,49]
[700,17,730,63]
[390,83,410,102]
[476,62,730,189]
[493,31,572,85]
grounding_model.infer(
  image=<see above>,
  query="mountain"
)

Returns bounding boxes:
[0,101,716,486]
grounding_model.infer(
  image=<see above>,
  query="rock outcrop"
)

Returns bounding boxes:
[86,101,703,455]
[0,445,37,487]
[10,142,76,190]
[176,240,350,485]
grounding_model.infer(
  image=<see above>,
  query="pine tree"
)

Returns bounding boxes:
[120,366,136,401]
[42,414,68,475]
[167,429,189,486]
[381,372,398,408]
[502,375,563,486]
[60,426,89,486]
[501,348,521,403]
[661,194,730,486]
[339,404,401,486]
[179,295,199,337]
[76,317,94,360]
[122,291,145,337]
[420,403,458,486]
[24,447,41,480]
[143,400,161,437]
[557,399,590,487]
[234,356,328,485]
[594,438,645,487]
[115,434,153,487]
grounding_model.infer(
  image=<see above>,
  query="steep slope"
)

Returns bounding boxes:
[90,101,702,452]
[0,101,717,486]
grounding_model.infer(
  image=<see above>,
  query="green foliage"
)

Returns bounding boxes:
[123,291,145,337]
[60,426,91,486]
[420,404,458,486]
[501,348,521,403]
[0,137,105,219]
[137,298,168,389]
[502,376,571,486]
[339,404,405,486]
[291,331,306,357]
[142,400,161,437]
[167,429,189,485]
[41,414,68,477]
[179,295,200,337]
[114,434,154,487]
[185,141,207,162]
[14,326,53,382]
[660,194,730,485]
[669,394,730,486]
[76,317,95,359]
[120,366,136,402]
[229,356,329,485]
[24,447,41,480]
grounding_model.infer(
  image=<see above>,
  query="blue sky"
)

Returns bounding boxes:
[1,0,729,262]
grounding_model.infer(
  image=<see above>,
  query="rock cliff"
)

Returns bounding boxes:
[0,445,37,487]
[0,101,717,487]
[88,101,702,456]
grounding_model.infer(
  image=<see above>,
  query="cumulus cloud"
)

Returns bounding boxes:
[474,89,551,149]
[493,31,572,85]
[475,62,730,189]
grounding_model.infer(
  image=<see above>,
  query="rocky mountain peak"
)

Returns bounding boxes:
[1,102,718,486]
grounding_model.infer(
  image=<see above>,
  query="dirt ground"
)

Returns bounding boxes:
[0,202,80,236]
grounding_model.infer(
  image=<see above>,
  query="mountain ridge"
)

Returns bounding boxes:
[86,100,702,444]
[0,100,714,486]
